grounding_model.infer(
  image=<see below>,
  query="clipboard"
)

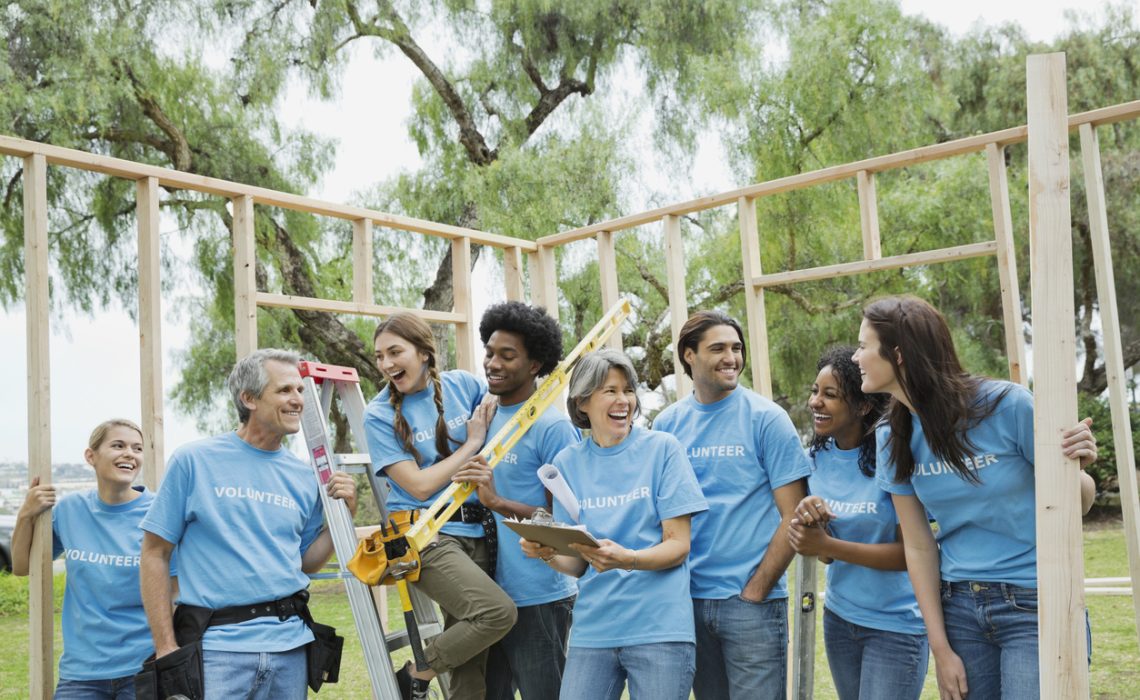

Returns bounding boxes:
[502,519,602,558]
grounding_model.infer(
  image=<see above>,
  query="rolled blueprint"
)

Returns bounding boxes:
[537,464,580,523]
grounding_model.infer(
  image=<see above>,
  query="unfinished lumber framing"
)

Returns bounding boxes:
[232,195,257,360]
[352,219,373,305]
[452,237,475,372]
[738,197,774,398]
[137,177,165,487]
[664,215,692,398]
[1027,53,1089,699]
[534,246,559,321]
[754,241,997,288]
[856,170,882,260]
[596,231,623,351]
[24,153,54,699]
[503,246,525,302]
[986,143,1028,386]
[1080,122,1140,643]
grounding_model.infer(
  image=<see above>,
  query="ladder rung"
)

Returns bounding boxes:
[336,453,373,466]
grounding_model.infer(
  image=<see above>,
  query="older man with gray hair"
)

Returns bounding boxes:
[139,348,355,699]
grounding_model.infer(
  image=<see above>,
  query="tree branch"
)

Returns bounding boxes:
[111,58,192,171]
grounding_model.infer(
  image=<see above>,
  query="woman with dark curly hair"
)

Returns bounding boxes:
[788,347,927,699]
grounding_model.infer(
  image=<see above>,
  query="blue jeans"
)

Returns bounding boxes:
[201,646,307,700]
[940,580,1090,700]
[822,607,928,700]
[560,642,695,700]
[486,596,574,700]
[54,676,135,700]
[692,596,787,700]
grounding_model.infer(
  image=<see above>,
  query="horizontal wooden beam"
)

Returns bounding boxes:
[256,292,465,324]
[752,241,997,288]
[536,100,1140,248]
[0,135,536,251]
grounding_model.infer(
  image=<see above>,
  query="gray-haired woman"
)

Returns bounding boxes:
[520,349,707,700]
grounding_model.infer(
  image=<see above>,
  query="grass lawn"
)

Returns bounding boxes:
[1,522,1138,699]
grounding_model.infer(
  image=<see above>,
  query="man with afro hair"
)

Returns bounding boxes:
[452,301,580,699]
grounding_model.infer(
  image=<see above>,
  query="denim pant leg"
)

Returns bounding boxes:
[622,642,697,700]
[940,582,1005,700]
[54,678,120,700]
[822,607,863,700]
[694,596,788,700]
[994,585,1042,700]
[560,647,624,700]
[692,599,730,700]
[201,647,308,700]
[487,597,574,700]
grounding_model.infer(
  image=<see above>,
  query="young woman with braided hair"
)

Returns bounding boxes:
[363,312,517,700]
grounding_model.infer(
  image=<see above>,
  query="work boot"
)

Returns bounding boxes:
[395,661,432,700]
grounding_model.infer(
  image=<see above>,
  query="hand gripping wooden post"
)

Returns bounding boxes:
[1026,52,1090,699]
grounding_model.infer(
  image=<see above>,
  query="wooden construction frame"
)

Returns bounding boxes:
[7,57,1140,697]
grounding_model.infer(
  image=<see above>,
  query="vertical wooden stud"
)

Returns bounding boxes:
[503,246,525,302]
[1080,122,1140,643]
[986,144,1029,386]
[352,218,373,305]
[452,236,475,372]
[137,177,165,488]
[596,231,623,351]
[534,245,559,320]
[664,216,691,399]
[24,153,54,698]
[1027,52,1089,700]
[232,195,257,360]
[856,170,882,260]
[738,197,774,398]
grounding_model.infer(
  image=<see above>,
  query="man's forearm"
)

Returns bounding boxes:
[742,518,796,601]
[301,528,336,574]
[140,545,177,656]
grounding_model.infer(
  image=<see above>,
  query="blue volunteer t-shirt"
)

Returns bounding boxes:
[363,370,487,538]
[552,426,707,648]
[877,381,1038,587]
[653,386,811,600]
[489,400,580,606]
[53,488,159,680]
[141,432,324,651]
[808,443,924,634]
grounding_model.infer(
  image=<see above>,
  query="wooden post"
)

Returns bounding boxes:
[24,153,54,698]
[1079,121,1140,642]
[352,218,373,305]
[1027,52,1089,699]
[986,144,1029,386]
[503,246,525,302]
[137,177,165,488]
[232,195,257,360]
[738,197,773,397]
[452,237,475,372]
[856,170,882,260]
[664,215,691,399]
[534,245,559,319]
[596,231,623,351]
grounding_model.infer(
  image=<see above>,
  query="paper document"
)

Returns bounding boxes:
[503,509,601,558]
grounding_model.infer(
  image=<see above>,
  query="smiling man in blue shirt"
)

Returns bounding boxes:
[654,311,811,700]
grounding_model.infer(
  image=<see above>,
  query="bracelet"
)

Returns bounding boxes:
[542,554,555,563]
[625,550,638,572]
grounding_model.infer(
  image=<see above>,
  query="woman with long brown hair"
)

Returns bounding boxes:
[856,295,1096,700]
[363,312,516,700]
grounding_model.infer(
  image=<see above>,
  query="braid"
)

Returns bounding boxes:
[430,365,454,459]
[389,386,424,466]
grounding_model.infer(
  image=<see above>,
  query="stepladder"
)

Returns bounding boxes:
[791,553,820,700]
[297,360,449,700]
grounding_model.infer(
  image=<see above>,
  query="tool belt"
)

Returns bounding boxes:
[347,502,499,586]
[134,589,343,699]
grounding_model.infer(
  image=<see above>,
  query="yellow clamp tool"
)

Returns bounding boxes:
[404,298,632,552]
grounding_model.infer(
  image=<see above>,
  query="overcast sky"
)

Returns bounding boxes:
[2,0,1130,464]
